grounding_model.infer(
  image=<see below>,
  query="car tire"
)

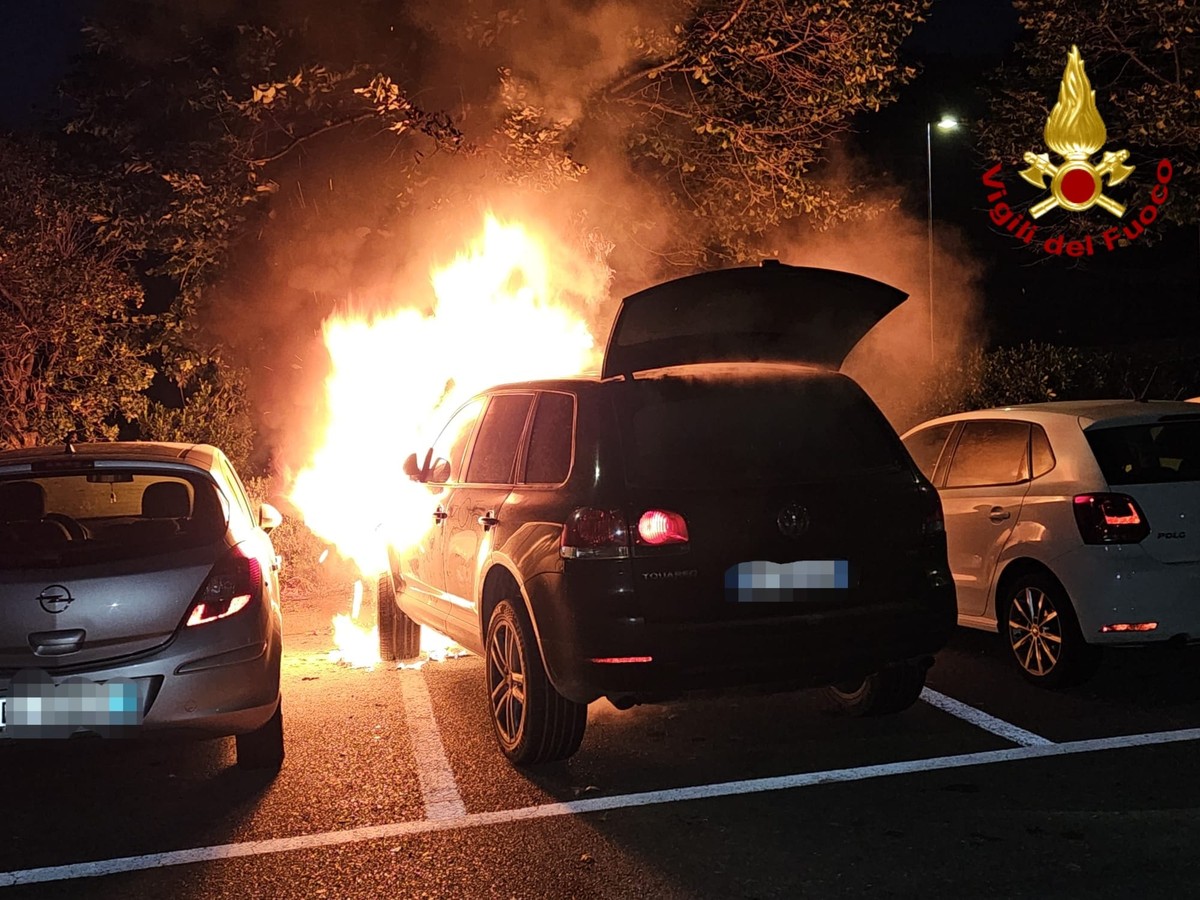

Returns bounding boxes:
[236,700,284,771]
[485,598,586,765]
[826,661,927,716]
[1003,572,1100,687]
[378,573,421,661]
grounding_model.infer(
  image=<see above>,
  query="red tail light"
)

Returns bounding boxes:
[561,508,630,559]
[637,509,689,546]
[918,483,944,536]
[187,545,263,626]
[1072,493,1150,544]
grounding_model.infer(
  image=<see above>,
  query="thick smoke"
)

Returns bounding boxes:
[184,0,983,473]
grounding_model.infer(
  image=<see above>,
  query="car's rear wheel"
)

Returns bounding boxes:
[236,700,284,771]
[485,598,586,765]
[826,661,927,716]
[378,573,420,661]
[1004,573,1099,687]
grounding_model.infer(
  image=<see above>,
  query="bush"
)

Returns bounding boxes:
[912,340,1200,428]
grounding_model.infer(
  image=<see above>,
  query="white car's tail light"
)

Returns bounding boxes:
[1072,493,1150,544]
[187,545,262,626]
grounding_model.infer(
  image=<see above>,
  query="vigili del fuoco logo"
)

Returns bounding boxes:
[982,45,1174,257]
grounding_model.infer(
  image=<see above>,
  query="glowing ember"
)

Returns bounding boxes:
[291,213,609,664]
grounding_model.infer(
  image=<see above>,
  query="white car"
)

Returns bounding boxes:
[901,401,1200,686]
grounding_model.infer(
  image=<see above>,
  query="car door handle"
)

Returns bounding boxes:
[477,510,500,530]
[433,507,448,523]
[988,506,1011,522]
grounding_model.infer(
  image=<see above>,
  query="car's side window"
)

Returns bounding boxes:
[429,398,486,485]
[217,456,254,524]
[902,423,955,483]
[464,393,534,485]
[522,392,575,485]
[944,421,1031,488]
[1031,425,1056,478]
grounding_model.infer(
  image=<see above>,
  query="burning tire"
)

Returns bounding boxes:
[1003,572,1099,687]
[378,573,420,661]
[485,599,586,765]
[826,661,927,716]
[236,700,284,771]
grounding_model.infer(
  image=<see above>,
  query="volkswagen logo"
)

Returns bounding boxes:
[38,585,74,614]
[777,503,810,538]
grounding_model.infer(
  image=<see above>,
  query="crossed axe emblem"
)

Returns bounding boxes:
[1020,149,1135,219]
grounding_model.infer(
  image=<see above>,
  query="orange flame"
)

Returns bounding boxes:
[289,213,610,661]
[1045,45,1106,158]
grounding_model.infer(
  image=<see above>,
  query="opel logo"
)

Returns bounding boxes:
[38,585,74,614]
[777,503,809,538]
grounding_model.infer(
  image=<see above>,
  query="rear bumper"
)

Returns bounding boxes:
[0,604,282,740]
[1053,545,1200,646]
[527,571,956,704]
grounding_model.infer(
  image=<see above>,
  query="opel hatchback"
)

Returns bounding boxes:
[381,263,958,764]
[902,401,1200,686]
[0,442,285,769]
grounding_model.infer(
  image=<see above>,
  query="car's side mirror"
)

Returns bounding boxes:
[404,449,435,483]
[259,502,283,533]
[403,452,423,482]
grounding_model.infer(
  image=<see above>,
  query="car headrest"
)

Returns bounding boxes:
[142,481,192,519]
[0,481,46,521]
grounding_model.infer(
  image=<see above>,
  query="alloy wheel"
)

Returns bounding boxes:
[487,618,527,748]
[1007,586,1063,677]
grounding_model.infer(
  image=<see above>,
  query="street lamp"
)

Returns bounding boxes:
[926,115,959,361]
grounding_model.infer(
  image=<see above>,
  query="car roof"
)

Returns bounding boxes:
[474,362,840,396]
[0,441,221,470]
[903,399,1200,436]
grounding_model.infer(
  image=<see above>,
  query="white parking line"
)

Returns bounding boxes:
[399,670,466,820]
[920,688,1054,747]
[4,726,1198,888]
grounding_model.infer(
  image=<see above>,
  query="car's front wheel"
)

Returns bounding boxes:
[1004,573,1099,687]
[826,661,927,716]
[485,599,586,765]
[378,573,420,661]
[236,700,284,771]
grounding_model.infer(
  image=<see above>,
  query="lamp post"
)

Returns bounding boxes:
[926,115,959,361]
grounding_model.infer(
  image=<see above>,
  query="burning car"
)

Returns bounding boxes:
[381,262,957,764]
[0,442,285,769]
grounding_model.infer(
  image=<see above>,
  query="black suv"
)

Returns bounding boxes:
[381,263,956,764]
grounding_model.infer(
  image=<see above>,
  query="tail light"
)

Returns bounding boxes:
[918,483,944,536]
[1073,493,1150,544]
[186,545,263,626]
[561,508,630,559]
[636,510,689,546]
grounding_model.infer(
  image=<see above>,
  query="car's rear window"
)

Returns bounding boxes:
[1086,420,1200,485]
[0,469,228,569]
[615,372,907,488]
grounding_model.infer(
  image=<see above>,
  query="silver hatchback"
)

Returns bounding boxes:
[0,442,284,769]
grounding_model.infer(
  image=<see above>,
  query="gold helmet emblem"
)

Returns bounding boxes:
[1019,46,1134,218]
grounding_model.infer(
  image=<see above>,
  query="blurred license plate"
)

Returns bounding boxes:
[725,560,849,602]
[2,672,142,738]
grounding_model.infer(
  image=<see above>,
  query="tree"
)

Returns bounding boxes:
[981,0,1199,231]
[0,138,155,448]
[602,0,930,253]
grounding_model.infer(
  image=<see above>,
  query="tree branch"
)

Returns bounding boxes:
[249,113,379,166]
[605,55,687,98]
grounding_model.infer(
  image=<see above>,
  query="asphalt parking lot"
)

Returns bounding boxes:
[2,588,1199,899]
